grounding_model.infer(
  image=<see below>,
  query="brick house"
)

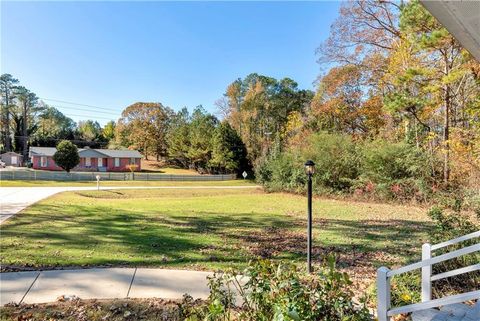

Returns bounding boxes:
[29,147,142,172]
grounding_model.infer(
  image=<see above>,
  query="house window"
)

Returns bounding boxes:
[114,157,120,167]
[40,156,47,167]
[85,157,91,167]
[11,156,17,165]
[98,158,103,167]
[130,157,136,165]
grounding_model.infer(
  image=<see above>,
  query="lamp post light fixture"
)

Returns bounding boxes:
[304,160,315,273]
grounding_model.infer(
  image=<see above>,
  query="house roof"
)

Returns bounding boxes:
[91,149,143,158]
[29,146,142,158]
[30,147,57,157]
[0,152,23,157]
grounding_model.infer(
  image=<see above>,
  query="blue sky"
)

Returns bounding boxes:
[1,1,340,124]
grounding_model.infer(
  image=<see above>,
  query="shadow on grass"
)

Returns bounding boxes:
[0,202,433,271]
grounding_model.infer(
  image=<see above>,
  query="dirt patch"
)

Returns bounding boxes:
[236,226,401,294]
[238,226,307,258]
[0,297,201,321]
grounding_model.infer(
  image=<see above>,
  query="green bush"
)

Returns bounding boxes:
[428,206,479,243]
[390,273,421,308]
[368,271,421,311]
[360,140,429,183]
[368,207,479,311]
[181,258,372,321]
[303,132,360,192]
[256,133,436,201]
[357,140,432,200]
[427,207,479,297]
[433,188,480,213]
[267,153,306,192]
[255,152,305,193]
[256,132,361,194]
[254,155,273,185]
[376,207,479,307]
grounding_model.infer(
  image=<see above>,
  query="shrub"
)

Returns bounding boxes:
[367,206,479,309]
[255,152,305,193]
[256,134,441,202]
[379,207,479,307]
[358,140,432,200]
[360,141,428,182]
[256,132,360,194]
[126,163,139,172]
[428,206,479,243]
[429,207,480,297]
[181,258,372,321]
[434,188,480,214]
[254,155,273,186]
[268,153,305,192]
[303,132,360,192]
[390,273,421,308]
[52,140,80,172]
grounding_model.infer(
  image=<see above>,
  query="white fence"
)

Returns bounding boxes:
[377,230,480,321]
[0,170,237,181]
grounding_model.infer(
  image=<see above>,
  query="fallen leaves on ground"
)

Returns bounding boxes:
[1,298,193,321]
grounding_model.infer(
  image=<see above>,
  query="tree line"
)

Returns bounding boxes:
[0,81,249,174]
[0,74,116,159]
[115,103,249,174]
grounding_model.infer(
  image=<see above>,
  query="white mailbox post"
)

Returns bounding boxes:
[96,175,101,191]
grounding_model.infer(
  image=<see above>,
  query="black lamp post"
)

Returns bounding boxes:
[304,160,315,273]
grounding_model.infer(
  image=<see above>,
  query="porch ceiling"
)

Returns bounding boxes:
[420,0,480,62]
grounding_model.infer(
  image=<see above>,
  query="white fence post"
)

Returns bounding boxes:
[377,266,391,321]
[421,243,432,302]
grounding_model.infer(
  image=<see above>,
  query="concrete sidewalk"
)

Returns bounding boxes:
[0,185,259,224]
[0,268,213,306]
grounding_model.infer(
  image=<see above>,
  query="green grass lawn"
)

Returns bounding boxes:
[0,188,431,287]
[0,179,256,187]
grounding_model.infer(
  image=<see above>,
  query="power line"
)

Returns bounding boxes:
[50,104,121,116]
[39,105,119,120]
[61,113,117,121]
[40,98,119,112]
[12,135,110,145]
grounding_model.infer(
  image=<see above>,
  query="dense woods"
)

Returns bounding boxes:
[253,0,480,206]
[1,1,479,200]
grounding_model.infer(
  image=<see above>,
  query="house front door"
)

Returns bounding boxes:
[40,156,47,167]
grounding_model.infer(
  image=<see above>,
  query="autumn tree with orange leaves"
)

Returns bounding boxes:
[314,0,480,186]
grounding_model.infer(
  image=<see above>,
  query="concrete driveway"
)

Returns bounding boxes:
[0,187,76,224]
[0,185,259,224]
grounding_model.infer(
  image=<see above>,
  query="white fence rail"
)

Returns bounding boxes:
[0,170,237,181]
[377,230,480,321]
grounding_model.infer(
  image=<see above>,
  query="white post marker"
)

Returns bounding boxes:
[96,175,101,191]
[242,171,248,179]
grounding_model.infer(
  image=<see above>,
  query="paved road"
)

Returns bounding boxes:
[0,267,215,305]
[0,185,259,224]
